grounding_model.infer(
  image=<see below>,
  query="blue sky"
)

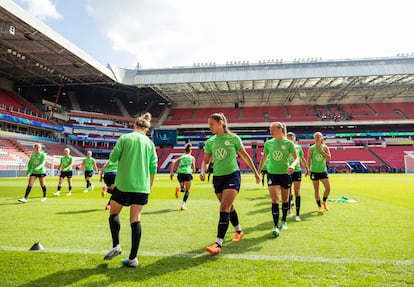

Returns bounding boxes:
[12,0,414,69]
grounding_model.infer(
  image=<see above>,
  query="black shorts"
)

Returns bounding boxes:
[111,187,149,206]
[30,173,46,178]
[177,173,193,182]
[104,172,117,186]
[213,171,241,194]
[261,169,268,175]
[290,171,302,182]
[267,173,292,189]
[84,170,94,178]
[60,171,73,178]
[310,171,329,180]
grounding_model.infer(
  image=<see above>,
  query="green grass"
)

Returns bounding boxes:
[0,173,413,286]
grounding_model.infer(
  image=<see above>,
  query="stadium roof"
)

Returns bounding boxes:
[116,57,414,108]
[1,0,413,111]
[0,0,116,87]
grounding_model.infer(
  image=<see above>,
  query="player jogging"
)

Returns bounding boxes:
[286,132,309,222]
[100,159,118,210]
[259,122,298,237]
[81,150,97,192]
[170,143,196,210]
[103,113,158,267]
[54,148,73,196]
[307,132,332,213]
[18,143,47,203]
[200,112,260,255]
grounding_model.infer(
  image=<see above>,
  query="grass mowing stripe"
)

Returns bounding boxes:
[1,246,412,266]
[1,174,413,286]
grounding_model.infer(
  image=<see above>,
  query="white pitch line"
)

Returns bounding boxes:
[1,246,412,266]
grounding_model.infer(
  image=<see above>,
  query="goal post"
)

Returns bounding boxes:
[404,153,414,174]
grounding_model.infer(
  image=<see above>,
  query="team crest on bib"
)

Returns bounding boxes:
[215,148,227,160]
[272,150,283,161]
[316,154,324,161]
[224,140,230,146]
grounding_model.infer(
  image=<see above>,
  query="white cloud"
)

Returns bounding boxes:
[87,0,413,68]
[21,0,62,20]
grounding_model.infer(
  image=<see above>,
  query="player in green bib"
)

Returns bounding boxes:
[104,113,158,268]
[170,143,196,211]
[18,143,47,203]
[259,122,299,236]
[54,148,73,196]
[307,132,332,213]
[200,112,260,255]
[287,132,309,222]
[100,159,118,210]
[81,151,98,192]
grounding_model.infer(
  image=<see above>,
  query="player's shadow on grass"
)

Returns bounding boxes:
[143,208,177,215]
[56,209,102,214]
[17,248,215,287]
[223,209,327,255]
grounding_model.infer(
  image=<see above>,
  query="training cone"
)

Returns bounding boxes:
[29,242,45,251]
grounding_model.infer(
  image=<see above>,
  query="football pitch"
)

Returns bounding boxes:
[0,173,413,286]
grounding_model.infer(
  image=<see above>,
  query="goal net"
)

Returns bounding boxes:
[404,153,414,174]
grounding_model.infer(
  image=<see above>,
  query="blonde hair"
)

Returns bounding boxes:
[270,122,287,137]
[209,112,235,135]
[135,112,152,129]
[313,132,325,143]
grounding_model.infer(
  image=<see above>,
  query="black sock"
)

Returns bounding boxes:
[109,214,120,247]
[69,186,72,192]
[282,202,289,221]
[57,186,62,191]
[272,203,279,227]
[86,180,90,188]
[323,196,328,202]
[130,221,142,260]
[230,210,240,228]
[42,185,47,197]
[316,199,321,207]
[183,191,190,202]
[295,196,301,216]
[24,186,32,198]
[217,212,230,239]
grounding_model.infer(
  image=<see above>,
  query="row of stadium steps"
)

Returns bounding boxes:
[0,88,56,125]
[162,102,414,126]
[369,146,414,171]
[0,138,28,170]
[2,137,86,170]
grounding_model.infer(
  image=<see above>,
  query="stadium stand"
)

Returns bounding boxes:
[369,146,414,171]
[0,88,56,125]
[163,102,414,126]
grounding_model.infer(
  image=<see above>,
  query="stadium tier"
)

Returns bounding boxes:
[162,103,414,126]
[1,14,413,175]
